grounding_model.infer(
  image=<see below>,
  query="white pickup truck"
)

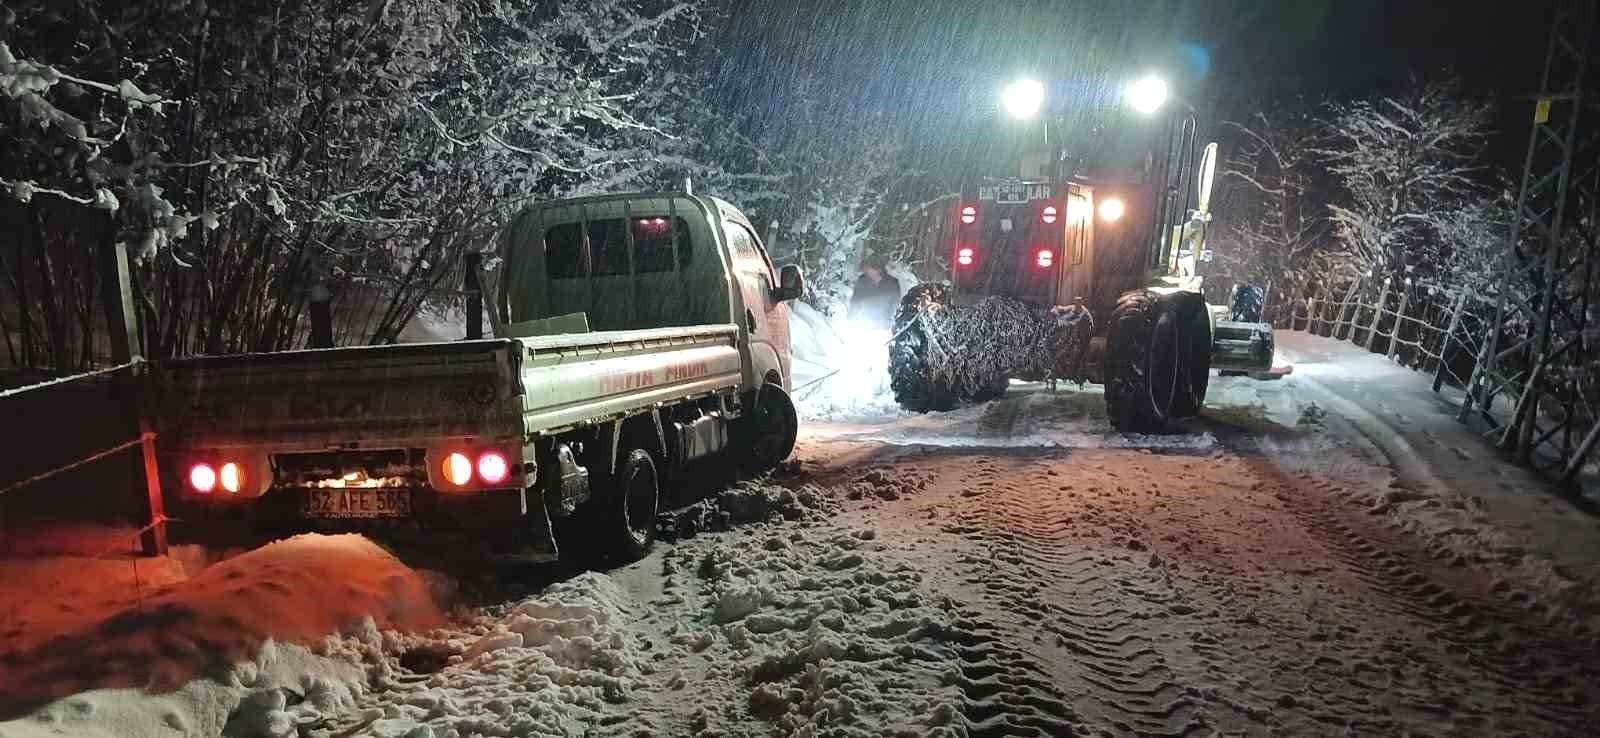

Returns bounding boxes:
[152,193,804,562]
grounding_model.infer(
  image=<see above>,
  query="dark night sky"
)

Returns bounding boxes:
[703,0,1554,179]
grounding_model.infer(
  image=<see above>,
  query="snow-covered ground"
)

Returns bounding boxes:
[5,330,1599,737]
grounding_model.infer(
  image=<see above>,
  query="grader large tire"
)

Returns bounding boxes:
[889,284,959,412]
[1168,292,1213,418]
[1104,290,1180,432]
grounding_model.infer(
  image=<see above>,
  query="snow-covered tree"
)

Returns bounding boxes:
[2,0,706,366]
[1317,84,1494,284]
[1213,107,1332,296]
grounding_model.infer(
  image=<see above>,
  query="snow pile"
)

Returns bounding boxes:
[0,634,379,738]
[789,301,907,422]
[346,572,643,738]
[662,480,842,540]
[0,533,445,738]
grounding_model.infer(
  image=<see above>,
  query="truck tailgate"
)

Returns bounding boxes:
[152,340,524,449]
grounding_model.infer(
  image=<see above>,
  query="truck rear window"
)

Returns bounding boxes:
[544,217,692,278]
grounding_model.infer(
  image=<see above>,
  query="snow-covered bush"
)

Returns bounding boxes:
[1,0,706,365]
[1317,84,1494,284]
[1212,107,1335,299]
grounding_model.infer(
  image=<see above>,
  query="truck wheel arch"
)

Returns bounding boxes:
[618,411,667,471]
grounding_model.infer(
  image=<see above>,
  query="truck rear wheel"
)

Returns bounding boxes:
[610,448,659,561]
[889,284,959,412]
[1104,290,1179,432]
[1168,292,1212,418]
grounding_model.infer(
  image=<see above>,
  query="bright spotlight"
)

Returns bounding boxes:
[1126,75,1169,116]
[1099,197,1126,222]
[1001,79,1045,120]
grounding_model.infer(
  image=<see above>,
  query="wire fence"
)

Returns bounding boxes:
[1264,276,1524,436]
[0,360,167,556]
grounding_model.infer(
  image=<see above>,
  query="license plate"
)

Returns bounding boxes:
[979,182,1050,204]
[302,488,411,518]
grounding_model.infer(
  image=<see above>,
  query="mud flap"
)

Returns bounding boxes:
[491,490,560,564]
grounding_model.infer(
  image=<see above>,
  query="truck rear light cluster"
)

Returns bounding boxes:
[189,461,244,494]
[441,450,512,487]
[1036,249,1054,268]
[959,204,978,225]
[956,247,975,266]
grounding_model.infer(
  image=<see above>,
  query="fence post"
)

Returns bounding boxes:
[1314,283,1332,335]
[1433,291,1468,392]
[99,237,167,556]
[1365,278,1392,351]
[97,228,142,362]
[463,252,483,340]
[1388,279,1413,362]
[1336,279,1362,341]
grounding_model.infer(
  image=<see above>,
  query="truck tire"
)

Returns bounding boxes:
[742,382,798,472]
[1168,292,1212,418]
[1104,290,1179,432]
[610,448,659,561]
[889,284,959,412]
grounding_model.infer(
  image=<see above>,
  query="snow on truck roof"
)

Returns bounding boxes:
[522,192,754,228]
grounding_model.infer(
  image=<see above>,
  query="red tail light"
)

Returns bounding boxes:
[956,247,975,266]
[1041,205,1059,225]
[1036,249,1054,268]
[189,463,217,494]
[442,452,473,486]
[219,462,243,494]
[476,451,510,485]
[960,204,978,225]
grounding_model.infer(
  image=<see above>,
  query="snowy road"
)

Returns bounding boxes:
[569,330,1600,736]
[8,333,1600,737]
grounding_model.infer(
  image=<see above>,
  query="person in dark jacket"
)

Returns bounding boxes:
[847,258,901,330]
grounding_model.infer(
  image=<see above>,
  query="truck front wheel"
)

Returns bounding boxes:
[740,382,798,472]
[610,448,659,561]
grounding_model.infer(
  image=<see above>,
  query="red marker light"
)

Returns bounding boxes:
[189,463,217,493]
[443,452,473,486]
[1041,205,1059,224]
[476,451,510,485]
[1036,249,1054,268]
[956,247,975,266]
[960,205,978,225]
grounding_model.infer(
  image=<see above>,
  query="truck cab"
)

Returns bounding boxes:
[498,193,795,395]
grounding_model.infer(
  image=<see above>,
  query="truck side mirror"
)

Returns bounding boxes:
[773,264,804,302]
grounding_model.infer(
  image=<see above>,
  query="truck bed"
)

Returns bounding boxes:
[151,325,744,452]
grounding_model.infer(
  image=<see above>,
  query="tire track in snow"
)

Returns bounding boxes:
[939,454,1205,737]
[1272,468,1600,733]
